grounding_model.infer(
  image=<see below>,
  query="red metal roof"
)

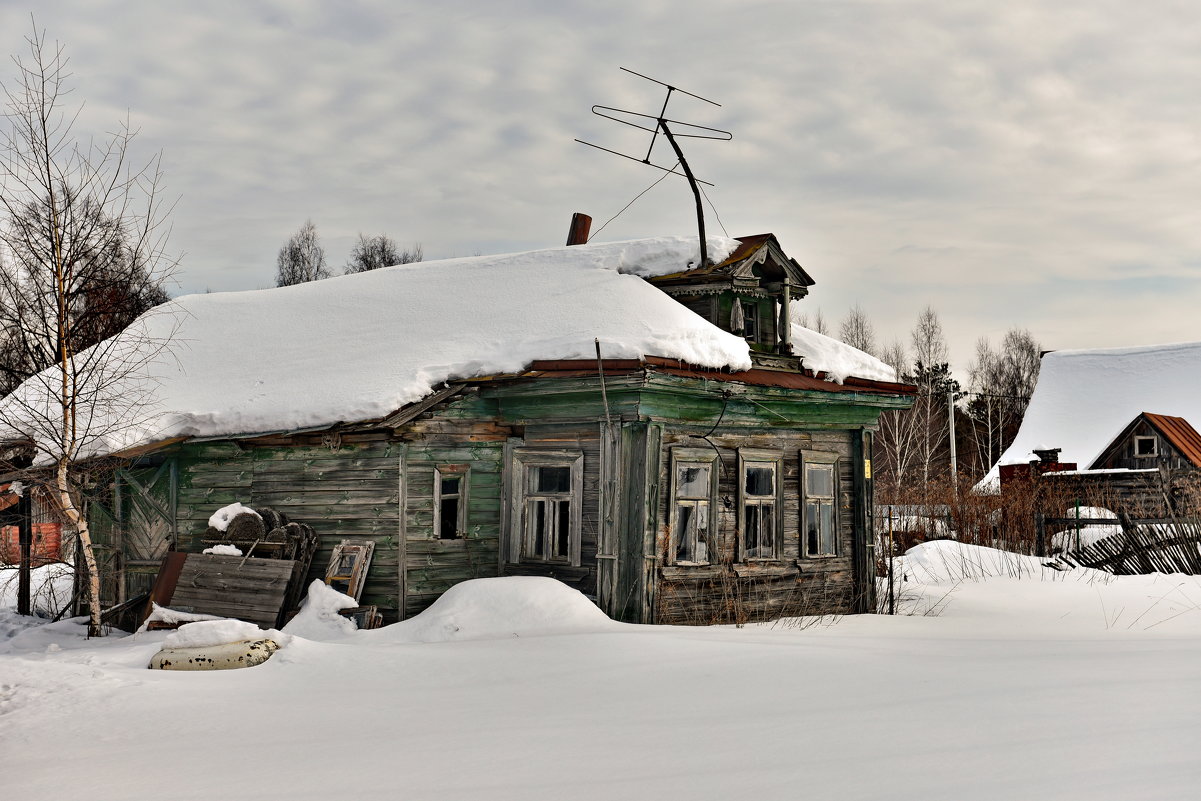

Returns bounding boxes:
[1143,413,1201,468]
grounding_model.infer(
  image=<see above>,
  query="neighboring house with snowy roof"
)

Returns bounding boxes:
[987,343,1201,514]
[1,234,913,625]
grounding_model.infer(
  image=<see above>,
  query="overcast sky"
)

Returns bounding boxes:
[4,0,1201,374]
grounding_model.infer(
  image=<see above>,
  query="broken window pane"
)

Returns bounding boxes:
[439,497,459,539]
[745,466,774,496]
[677,464,710,497]
[535,466,571,493]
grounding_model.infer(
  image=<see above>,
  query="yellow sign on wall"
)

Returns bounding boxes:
[864,459,872,479]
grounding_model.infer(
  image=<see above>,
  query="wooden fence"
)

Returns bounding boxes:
[1043,514,1201,575]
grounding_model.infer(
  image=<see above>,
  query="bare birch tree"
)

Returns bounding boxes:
[275,219,328,286]
[0,26,177,636]
[838,303,877,355]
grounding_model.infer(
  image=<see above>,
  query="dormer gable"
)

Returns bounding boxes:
[646,234,814,362]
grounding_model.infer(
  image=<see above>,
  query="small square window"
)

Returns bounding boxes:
[1134,436,1157,458]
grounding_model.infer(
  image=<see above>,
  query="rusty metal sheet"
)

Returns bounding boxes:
[1144,412,1201,468]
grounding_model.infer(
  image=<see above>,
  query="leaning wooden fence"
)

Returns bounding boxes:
[1044,513,1201,575]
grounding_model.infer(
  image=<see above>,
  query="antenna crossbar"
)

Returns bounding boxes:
[592,105,732,140]
[574,139,714,186]
[619,66,721,107]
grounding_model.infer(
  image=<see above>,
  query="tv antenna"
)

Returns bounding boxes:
[576,67,732,267]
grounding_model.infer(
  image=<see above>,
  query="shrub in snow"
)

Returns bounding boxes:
[0,562,74,618]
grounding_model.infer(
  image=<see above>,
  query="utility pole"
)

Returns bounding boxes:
[948,391,958,497]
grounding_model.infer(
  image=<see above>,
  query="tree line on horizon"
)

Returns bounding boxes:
[797,303,1042,494]
[274,219,422,287]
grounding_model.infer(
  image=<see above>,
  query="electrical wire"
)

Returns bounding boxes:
[588,160,680,242]
[699,183,729,238]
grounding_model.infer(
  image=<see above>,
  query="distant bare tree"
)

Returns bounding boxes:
[0,25,179,635]
[344,233,421,274]
[796,307,829,336]
[275,220,328,286]
[839,303,876,355]
[965,328,1041,474]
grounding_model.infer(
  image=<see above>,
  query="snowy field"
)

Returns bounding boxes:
[3,543,1200,801]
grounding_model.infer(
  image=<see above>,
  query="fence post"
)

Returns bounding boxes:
[1035,512,1046,557]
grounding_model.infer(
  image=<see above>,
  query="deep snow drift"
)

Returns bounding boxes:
[3,546,1200,800]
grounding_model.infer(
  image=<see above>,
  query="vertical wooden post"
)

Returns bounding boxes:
[17,491,32,616]
[1035,512,1046,557]
[777,285,792,355]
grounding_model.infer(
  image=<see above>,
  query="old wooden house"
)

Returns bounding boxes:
[5,235,914,625]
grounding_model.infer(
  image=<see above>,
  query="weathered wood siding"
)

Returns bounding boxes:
[400,427,506,618]
[652,426,860,624]
[174,439,403,620]
[500,423,603,599]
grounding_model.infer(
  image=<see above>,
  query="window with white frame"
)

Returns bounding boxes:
[670,449,717,564]
[434,467,468,540]
[510,450,583,565]
[803,454,838,557]
[740,451,780,559]
[1134,436,1158,458]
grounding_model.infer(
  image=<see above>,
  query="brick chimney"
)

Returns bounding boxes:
[566,213,592,246]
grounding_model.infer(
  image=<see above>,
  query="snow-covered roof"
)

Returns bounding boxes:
[984,341,1201,484]
[1,235,894,459]
[789,324,896,384]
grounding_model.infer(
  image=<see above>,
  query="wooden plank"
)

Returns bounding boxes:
[168,554,296,628]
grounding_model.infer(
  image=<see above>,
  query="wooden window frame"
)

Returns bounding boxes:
[508,449,584,566]
[668,447,719,566]
[1134,436,1158,458]
[738,449,782,561]
[741,299,759,342]
[801,451,839,558]
[433,466,469,540]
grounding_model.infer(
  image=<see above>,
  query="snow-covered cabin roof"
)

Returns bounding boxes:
[0,235,894,460]
[984,341,1201,485]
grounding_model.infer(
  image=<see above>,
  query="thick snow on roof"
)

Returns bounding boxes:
[985,341,1201,484]
[789,323,897,383]
[1,236,749,456]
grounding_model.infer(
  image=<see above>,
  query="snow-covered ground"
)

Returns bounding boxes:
[3,544,1200,801]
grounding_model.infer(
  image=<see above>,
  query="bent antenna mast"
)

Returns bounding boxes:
[576,67,731,267]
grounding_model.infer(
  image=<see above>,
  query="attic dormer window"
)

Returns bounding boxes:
[1135,436,1157,458]
[741,300,758,341]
